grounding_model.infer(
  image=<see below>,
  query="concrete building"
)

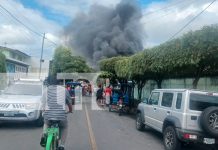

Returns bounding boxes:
[0,46,50,80]
[0,46,30,73]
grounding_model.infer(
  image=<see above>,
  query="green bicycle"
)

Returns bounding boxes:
[45,120,61,150]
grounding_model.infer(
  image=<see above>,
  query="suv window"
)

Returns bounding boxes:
[176,93,182,109]
[189,93,218,111]
[161,93,173,107]
[149,92,160,105]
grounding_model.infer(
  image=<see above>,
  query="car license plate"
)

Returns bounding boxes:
[203,138,215,144]
[4,112,15,117]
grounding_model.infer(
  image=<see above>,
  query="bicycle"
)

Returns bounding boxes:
[45,120,61,150]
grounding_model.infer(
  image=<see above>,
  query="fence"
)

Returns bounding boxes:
[134,77,218,100]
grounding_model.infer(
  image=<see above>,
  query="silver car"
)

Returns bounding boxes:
[136,89,218,150]
[0,80,44,127]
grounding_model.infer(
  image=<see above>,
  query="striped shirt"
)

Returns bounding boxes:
[43,85,71,121]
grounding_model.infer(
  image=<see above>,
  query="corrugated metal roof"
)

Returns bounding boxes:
[0,46,30,57]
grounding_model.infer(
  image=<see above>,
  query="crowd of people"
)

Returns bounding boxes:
[96,84,113,106]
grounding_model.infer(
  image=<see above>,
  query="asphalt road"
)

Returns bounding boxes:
[0,96,214,150]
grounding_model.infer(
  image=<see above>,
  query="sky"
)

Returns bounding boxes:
[0,0,218,60]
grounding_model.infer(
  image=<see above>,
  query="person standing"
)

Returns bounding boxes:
[96,84,104,106]
[104,85,112,106]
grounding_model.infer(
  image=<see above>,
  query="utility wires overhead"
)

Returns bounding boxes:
[0,4,58,46]
[168,0,217,41]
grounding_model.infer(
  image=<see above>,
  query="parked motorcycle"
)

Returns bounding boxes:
[118,97,124,116]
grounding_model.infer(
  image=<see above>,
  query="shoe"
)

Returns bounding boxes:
[40,134,47,147]
[58,145,65,150]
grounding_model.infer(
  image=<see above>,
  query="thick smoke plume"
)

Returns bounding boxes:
[64,0,145,65]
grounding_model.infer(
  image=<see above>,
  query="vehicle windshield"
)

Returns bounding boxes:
[189,93,218,111]
[3,84,42,96]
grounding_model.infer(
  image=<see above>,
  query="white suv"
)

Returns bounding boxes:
[0,79,45,127]
[136,89,218,150]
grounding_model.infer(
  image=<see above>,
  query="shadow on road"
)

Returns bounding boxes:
[106,108,214,150]
[0,122,40,129]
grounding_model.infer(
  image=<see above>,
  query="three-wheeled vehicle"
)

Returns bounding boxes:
[109,81,134,115]
[66,82,82,105]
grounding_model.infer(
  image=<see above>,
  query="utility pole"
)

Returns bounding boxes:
[39,33,45,79]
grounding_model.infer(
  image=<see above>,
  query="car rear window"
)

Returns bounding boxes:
[189,93,218,111]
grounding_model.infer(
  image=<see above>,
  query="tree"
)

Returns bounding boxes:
[0,52,6,90]
[99,56,123,74]
[114,57,130,79]
[159,25,218,88]
[52,46,92,75]
[99,24,218,91]
[179,25,218,88]
[146,24,218,88]
[129,51,152,100]
[0,52,6,73]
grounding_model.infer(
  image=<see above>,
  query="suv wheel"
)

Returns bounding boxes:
[201,106,218,137]
[163,126,181,150]
[136,112,144,131]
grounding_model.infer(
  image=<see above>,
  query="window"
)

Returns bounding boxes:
[149,92,160,105]
[176,93,182,109]
[189,93,218,111]
[161,93,173,107]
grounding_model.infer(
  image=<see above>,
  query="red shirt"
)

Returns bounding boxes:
[104,87,112,96]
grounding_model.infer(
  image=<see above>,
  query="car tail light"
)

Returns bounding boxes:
[183,134,197,140]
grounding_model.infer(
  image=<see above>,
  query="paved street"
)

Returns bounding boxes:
[0,96,213,150]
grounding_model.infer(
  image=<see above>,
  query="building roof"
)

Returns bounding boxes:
[6,57,29,66]
[0,46,30,57]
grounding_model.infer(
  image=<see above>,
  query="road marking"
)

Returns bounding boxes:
[85,104,98,150]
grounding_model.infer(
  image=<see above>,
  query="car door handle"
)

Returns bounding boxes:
[167,111,170,115]
[154,108,157,111]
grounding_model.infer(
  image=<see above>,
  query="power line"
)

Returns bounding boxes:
[141,0,186,17]
[168,0,217,41]
[45,37,58,46]
[0,4,43,37]
[5,0,43,35]
[141,0,197,25]
[131,0,195,23]
[0,4,58,46]
[0,8,35,43]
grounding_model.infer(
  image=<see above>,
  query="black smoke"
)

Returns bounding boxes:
[64,0,145,65]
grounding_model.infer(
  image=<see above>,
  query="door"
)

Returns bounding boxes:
[145,92,160,130]
[155,92,174,131]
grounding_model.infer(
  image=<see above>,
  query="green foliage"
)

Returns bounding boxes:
[99,24,218,89]
[99,56,123,74]
[0,52,6,90]
[98,71,114,79]
[150,24,218,79]
[0,52,6,73]
[52,46,92,75]
[114,57,130,79]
